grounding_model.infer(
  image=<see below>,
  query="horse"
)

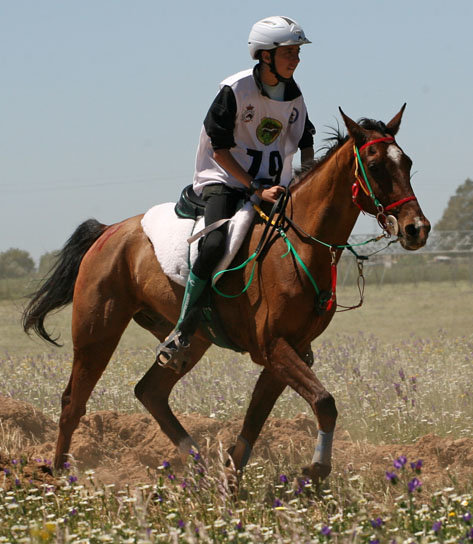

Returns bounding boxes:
[22,106,430,482]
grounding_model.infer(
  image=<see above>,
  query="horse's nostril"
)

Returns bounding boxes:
[404,224,419,238]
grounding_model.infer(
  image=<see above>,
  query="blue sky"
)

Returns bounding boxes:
[2,0,472,261]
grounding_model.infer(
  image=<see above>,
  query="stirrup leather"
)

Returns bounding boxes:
[156,329,190,373]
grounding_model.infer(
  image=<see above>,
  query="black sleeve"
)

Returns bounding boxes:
[203,85,237,150]
[298,114,316,149]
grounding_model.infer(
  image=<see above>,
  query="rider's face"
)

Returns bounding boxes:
[273,45,300,79]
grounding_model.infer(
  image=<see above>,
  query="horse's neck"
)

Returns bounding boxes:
[292,141,360,247]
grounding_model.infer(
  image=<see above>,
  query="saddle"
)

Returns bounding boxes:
[174,185,206,220]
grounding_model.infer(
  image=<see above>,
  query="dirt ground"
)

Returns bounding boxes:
[1,395,472,490]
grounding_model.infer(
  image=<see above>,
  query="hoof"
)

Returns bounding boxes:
[301,462,332,483]
[224,465,241,497]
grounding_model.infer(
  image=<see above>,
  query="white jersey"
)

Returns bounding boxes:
[193,68,310,195]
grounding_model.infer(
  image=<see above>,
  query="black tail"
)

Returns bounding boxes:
[22,219,108,346]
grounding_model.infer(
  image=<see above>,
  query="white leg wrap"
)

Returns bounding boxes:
[311,430,334,466]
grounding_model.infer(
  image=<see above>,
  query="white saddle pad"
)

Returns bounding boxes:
[141,201,256,286]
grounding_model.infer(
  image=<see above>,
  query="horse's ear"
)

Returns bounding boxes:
[339,107,369,146]
[386,103,406,136]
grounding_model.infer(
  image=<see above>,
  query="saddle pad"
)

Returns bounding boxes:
[141,201,256,287]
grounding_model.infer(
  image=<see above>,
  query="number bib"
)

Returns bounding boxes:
[194,69,308,194]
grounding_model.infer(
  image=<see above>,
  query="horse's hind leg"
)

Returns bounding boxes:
[134,337,210,462]
[55,311,131,470]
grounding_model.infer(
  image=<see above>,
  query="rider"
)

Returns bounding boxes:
[157,15,316,367]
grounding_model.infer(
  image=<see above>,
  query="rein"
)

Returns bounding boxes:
[212,136,417,312]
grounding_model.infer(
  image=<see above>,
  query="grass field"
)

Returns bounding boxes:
[1,281,473,542]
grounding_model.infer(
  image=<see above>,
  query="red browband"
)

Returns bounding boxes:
[359,136,395,150]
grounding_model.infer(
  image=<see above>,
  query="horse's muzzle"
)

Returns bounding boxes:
[398,215,431,250]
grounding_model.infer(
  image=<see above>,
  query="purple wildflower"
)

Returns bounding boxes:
[463,512,472,523]
[399,368,405,380]
[369,540,380,544]
[236,521,243,531]
[385,471,398,484]
[466,527,473,539]
[3,469,10,476]
[162,461,170,469]
[11,459,18,465]
[394,383,402,396]
[407,477,422,493]
[189,449,201,462]
[321,525,331,537]
[178,520,185,529]
[410,459,423,473]
[370,517,383,529]
[69,508,78,516]
[63,462,71,470]
[393,455,407,469]
[15,478,21,487]
[279,474,288,484]
[432,521,442,533]
[273,498,283,508]
[168,474,176,481]
[180,480,188,489]
[68,475,78,484]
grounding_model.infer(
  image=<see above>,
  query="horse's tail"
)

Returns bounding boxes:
[22,218,108,346]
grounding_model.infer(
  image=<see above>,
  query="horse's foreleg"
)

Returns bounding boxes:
[266,337,338,482]
[134,339,209,463]
[228,368,286,472]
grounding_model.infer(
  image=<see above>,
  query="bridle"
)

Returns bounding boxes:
[353,136,417,235]
[213,135,419,312]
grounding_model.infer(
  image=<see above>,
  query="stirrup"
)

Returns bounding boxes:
[156,329,190,373]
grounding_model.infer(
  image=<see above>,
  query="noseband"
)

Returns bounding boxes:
[353,136,417,233]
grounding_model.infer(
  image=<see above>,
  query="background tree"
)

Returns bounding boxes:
[38,251,58,277]
[436,178,473,230]
[0,248,35,278]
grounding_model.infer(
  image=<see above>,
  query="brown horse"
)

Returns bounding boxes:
[23,106,430,481]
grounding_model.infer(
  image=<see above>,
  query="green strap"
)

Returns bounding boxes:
[211,251,258,298]
[306,233,379,251]
[211,227,323,299]
[278,228,320,296]
[354,146,382,208]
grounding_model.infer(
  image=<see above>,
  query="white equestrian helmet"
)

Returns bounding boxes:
[248,16,311,60]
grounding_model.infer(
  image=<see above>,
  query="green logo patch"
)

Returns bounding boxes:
[256,117,282,145]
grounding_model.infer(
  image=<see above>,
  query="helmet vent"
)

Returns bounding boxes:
[281,17,296,25]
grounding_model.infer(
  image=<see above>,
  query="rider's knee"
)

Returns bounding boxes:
[202,229,226,256]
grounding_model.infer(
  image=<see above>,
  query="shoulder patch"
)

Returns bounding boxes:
[241,104,255,123]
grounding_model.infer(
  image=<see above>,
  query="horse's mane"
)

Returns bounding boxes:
[294,118,390,184]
